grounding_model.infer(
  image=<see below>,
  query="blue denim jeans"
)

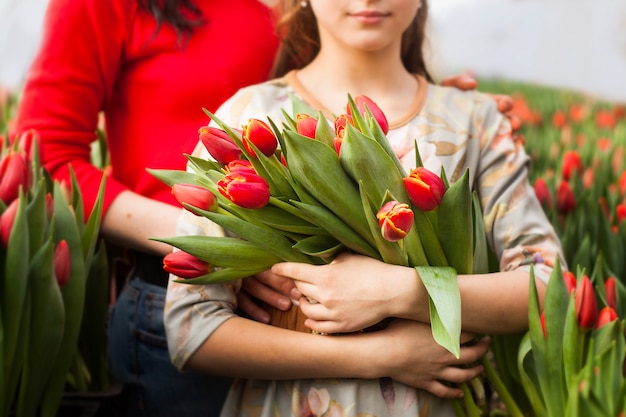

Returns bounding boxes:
[108,276,232,417]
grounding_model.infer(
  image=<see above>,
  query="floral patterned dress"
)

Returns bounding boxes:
[164,71,565,417]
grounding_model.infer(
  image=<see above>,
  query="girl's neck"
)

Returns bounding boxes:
[295,48,419,120]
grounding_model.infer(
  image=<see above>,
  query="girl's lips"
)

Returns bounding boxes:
[349,10,389,24]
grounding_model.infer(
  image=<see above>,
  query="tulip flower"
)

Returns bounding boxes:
[561,150,583,181]
[54,240,71,288]
[296,114,318,139]
[45,192,55,219]
[0,151,30,204]
[218,170,270,209]
[540,310,547,339]
[0,198,19,247]
[163,250,211,279]
[242,118,278,157]
[199,126,241,165]
[18,129,39,161]
[403,167,445,211]
[595,306,618,329]
[563,271,577,295]
[555,180,575,215]
[595,109,616,130]
[575,274,598,331]
[533,178,552,210]
[616,204,626,225]
[604,277,617,310]
[348,95,389,134]
[225,159,257,175]
[376,201,414,242]
[552,111,567,129]
[171,183,217,212]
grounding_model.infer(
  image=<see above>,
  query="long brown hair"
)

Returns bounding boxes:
[137,0,204,36]
[271,0,433,82]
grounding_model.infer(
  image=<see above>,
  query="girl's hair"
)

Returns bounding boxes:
[137,0,204,36]
[271,0,433,82]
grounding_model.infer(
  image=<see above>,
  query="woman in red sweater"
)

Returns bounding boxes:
[15,0,282,415]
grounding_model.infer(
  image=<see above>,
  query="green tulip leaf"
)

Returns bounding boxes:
[415,266,461,358]
[292,235,343,258]
[174,267,267,285]
[517,334,548,416]
[147,168,205,188]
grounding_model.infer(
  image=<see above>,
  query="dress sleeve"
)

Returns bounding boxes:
[473,94,566,284]
[14,0,132,217]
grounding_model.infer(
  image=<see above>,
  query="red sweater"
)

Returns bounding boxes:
[15,0,279,216]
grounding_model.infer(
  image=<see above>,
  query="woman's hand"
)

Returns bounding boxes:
[363,319,490,399]
[237,269,297,323]
[271,253,427,334]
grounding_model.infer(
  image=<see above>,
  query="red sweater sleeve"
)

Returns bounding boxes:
[15,0,279,219]
[15,0,132,217]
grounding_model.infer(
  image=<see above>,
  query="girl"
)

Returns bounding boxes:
[164,0,564,416]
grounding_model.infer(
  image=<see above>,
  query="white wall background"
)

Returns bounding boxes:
[1,0,626,103]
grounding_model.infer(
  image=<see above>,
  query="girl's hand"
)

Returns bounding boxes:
[271,253,426,334]
[364,319,489,399]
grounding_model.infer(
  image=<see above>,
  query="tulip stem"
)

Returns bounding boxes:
[480,356,524,417]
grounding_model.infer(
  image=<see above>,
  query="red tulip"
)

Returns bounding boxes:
[54,240,71,288]
[619,170,626,196]
[376,201,414,242]
[225,159,257,175]
[616,204,626,225]
[333,114,353,155]
[163,250,210,279]
[295,114,318,139]
[199,126,241,165]
[556,180,575,214]
[0,199,19,247]
[595,306,618,329]
[533,178,552,210]
[563,271,577,295]
[604,277,617,310]
[348,95,389,134]
[552,111,567,129]
[403,167,445,211]
[172,183,217,212]
[0,151,31,204]
[45,192,54,219]
[561,150,583,181]
[18,129,39,161]
[242,118,277,157]
[595,109,616,130]
[218,170,270,209]
[569,104,586,123]
[575,275,597,331]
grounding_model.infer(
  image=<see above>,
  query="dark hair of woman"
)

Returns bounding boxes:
[271,0,433,82]
[138,0,204,36]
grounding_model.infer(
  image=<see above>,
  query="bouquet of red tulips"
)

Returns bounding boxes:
[152,95,521,416]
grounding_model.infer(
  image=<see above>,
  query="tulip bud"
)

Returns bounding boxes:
[295,114,318,139]
[163,250,211,279]
[552,111,567,129]
[18,129,39,161]
[217,170,270,209]
[242,118,277,158]
[0,199,19,247]
[595,306,618,329]
[556,180,575,215]
[561,150,583,181]
[540,311,547,339]
[45,193,55,219]
[616,204,626,225]
[349,95,389,134]
[533,178,552,210]
[54,240,71,288]
[225,159,256,175]
[403,167,445,212]
[172,183,217,213]
[563,271,577,295]
[199,126,241,165]
[604,277,617,310]
[376,201,414,242]
[0,151,30,205]
[575,275,598,331]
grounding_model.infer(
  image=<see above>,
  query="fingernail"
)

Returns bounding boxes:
[291,288,302,299]
[259,312,271,323]
[278,298,292,311]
